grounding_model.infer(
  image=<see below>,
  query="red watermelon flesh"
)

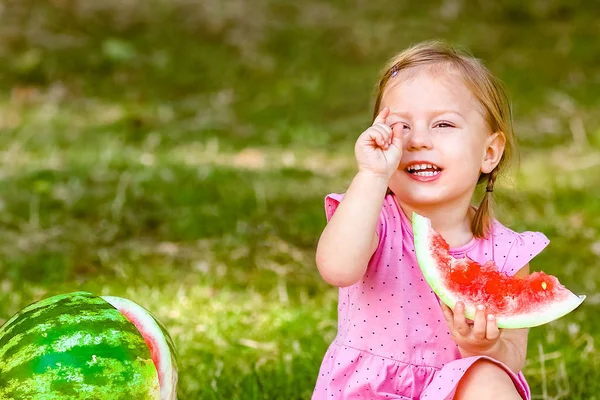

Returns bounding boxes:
[413,213,585,328]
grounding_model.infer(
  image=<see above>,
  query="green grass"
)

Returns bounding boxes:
[0,1,599,398]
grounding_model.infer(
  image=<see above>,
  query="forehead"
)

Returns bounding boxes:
[381,67,485,117]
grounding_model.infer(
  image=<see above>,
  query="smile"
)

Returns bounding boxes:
[406,163,442,177]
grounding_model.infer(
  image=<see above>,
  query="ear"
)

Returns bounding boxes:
[481,131,506,174]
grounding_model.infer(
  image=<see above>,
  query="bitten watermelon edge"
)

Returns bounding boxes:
[412,213,585,329]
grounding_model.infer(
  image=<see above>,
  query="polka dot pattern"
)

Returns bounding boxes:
[313,194,543,399]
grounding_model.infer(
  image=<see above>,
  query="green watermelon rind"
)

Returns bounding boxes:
[101,296,178,400]
[412,212,585,329]
[0,291,161,399]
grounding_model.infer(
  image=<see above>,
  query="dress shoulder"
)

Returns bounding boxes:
[490,220,550,275]
[323,193,401,249]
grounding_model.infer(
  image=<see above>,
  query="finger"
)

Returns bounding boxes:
[371,124,392,146]
[486,314,500,341]
[453,302,470,336]
[367,129,387,148]
[371,125,391,140]
[391,123,404,148]
[372,122,392,135]
[440,302,454,326]
[472,305,487,340]
[373,107,390,125]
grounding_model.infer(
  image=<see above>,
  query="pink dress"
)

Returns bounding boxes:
[312,193,549,400]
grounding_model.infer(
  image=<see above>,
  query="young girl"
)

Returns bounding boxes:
[312,41,549,400]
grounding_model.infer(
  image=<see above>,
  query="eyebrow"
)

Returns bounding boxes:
[389,110,465,119]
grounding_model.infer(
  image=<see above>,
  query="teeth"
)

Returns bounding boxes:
[407,163,439,172]
[413,170,440,177]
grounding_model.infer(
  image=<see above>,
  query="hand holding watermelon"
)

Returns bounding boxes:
[0,292,177,399]
[440,301,503,358]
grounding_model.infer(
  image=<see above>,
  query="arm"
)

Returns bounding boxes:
[489,327,528,373]
[315,107,403,288]
[315,172,388,287]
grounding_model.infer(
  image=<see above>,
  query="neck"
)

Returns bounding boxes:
[395,195,476,248]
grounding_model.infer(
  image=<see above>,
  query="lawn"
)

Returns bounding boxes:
[0,1,599,398]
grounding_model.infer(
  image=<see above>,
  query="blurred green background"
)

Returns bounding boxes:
[0,0,599,398]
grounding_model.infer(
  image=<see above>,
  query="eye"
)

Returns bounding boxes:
[434,121,455,129]
[391,122,411,130]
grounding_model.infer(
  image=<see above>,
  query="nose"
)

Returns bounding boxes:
[405,123,433,151]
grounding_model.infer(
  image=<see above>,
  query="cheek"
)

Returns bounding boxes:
[445,135,487,160]
[440,142,486,176]
[437,138,476,161]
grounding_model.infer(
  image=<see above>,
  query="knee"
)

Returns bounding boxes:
[466,359,512,379]
[454,360,522,400]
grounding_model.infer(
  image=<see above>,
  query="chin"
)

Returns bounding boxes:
[392,182,468,209]
[390,177,441,202]
[396,191,448,207]
[391,173,476,208]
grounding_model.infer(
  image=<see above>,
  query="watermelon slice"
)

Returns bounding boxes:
[0,291,177,399]
[412,213,585,329]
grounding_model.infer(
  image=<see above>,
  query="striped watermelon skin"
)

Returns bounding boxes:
[0,292,160,399]
[102,296,178,400]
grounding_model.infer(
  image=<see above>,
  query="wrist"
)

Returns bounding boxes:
[459,339,522,374]
[458,338,502,360]
[355,170,390,186]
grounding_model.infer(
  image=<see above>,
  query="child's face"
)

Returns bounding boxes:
[381,69,503,209]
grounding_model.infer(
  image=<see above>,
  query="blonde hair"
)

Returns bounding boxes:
[374,40,516,238]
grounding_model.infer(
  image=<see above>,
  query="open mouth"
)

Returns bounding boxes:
[406,163,442,177]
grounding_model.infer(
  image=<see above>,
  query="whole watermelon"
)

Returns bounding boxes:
[0,291,177,399]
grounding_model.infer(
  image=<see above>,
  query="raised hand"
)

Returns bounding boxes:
[355,107,403,179]
[441,302,502,358]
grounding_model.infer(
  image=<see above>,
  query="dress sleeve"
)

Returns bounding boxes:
[324,193,345,222]
[324,193,388,246]
[496,227,550,276]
